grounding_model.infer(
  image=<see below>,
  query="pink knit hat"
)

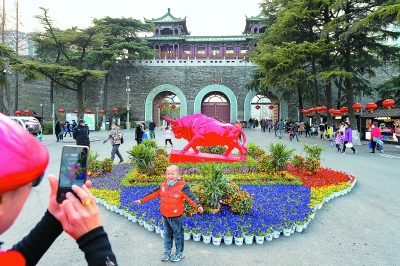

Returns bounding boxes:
[0,114,49,193]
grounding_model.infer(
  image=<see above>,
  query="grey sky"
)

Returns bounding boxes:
[14,0,263,36]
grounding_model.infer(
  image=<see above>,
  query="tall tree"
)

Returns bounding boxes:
[11,8,106,117]
[0,42,16,113]
[89,17,155,118]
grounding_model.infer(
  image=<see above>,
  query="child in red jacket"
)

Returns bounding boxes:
[134,165,203,262]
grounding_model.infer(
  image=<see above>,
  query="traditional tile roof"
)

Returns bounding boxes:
[144,8,186,23]
[361,107,400,118]
[243,12,268,35]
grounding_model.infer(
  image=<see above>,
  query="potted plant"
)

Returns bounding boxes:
[183,226,191,241]
[224,230,233,245]
[255,227,266,245]
[212,231,223,246]
[101,158,114,173]
[137,212,145,226]
[234,228,245,246]
[201,228,212,244]
[192,227,201,242]
[265,227,273,241]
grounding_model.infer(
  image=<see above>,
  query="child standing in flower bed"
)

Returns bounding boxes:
[134,165,203,262]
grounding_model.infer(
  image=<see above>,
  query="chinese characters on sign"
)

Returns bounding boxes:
[211,77,222,83]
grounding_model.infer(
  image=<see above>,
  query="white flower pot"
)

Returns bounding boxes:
[192,233,201,242]
[138,219,144,226]
[290,226,296,234]
[255,235,265,244]
[316,203,323,210]
[265,234,273,241]
[202,235,211,244]
[212,236,222,246]
[282,228,291,236]
[184,232,191,241]
[131,216,137,223]
[234,237,244,246]
[244,235,254,244]
[273,230,280,238]
[295,224,304,233]
[223,235,233,245]
[160,230,165,238]
[155,226,160,234]
[147,225,155,232]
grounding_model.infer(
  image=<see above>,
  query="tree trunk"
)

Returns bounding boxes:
[297,84,303,121]
[325,82,332,127]
[14,72,18,110]
[103,72,109,117]
[312,60,320,121]
[77,82,84,119]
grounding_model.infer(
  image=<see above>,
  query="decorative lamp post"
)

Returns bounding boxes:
[255,105,260,110]
[24,110,30,116]
[86,109,92,114]
[126,76,131,130]
[352,103,363,113]
[382,99,395,110]
[40,103,44,127]
[14,110,21,116]
[366,102,377,113]
[340,107,348,116]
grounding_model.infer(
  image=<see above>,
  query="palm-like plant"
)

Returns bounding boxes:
[267,142,295,172]
[127,144,155,173]
[202,165,232,209]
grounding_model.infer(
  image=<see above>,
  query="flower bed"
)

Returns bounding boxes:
[90,161,356,246]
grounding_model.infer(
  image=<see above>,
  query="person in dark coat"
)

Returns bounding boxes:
[73,119,90,148]
[149,120,156,139]
[135,123,144,145]
[55,120,61,142]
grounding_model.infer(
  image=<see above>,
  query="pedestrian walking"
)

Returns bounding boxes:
[277,119,284,139]
[164,126,174,147]
[64,121,72,137]
[55,120,61,142]
[305,122,310,137]
[149,120,156,139]
[261,119,266,132]
[135,123,144,145]
[289,122,300,142]
[234,120,243,141]
[103,122,124,163]
[341,123,356,154]
[370,122,382,153]
[134,165,203,262]
[335,131,344,152]
[73,119,90,148]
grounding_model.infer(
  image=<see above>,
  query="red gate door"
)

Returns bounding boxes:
[201,102,230,122]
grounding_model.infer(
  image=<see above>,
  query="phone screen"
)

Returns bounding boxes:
[56,145,89,203]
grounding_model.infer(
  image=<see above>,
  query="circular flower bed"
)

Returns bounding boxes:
[90,158,356,245]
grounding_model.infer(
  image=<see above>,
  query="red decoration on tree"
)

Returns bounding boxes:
[73,109,78,114]
[255,105,260,110]
[328,108,335,116]
[352,103,363,113]
[269,105,274,110]
[366,102,378,113]
[320,106,327,113]
[14,110,22,116]
[86,110,92,114]
[158,104,163,109]
[300,109,306,114]
[99,109,105,114]
[171,104,176,109]
[309,108,315,114]
[339,107,348,116]
[58,109,65,114]
[382,99,395,110]
[113,108,119,113]
[24,110,30,116]
[333,110,342,116]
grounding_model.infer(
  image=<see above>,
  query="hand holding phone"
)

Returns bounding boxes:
[56,145,89,203]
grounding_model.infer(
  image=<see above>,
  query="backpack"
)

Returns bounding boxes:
[120,135,124,144]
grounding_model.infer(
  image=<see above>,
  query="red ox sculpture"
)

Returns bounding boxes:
[163,114,247,162]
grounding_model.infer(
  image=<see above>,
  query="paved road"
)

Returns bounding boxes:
[2,127,399,266]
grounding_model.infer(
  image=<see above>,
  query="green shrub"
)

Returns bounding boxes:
[101,158,114,173]
[267,142,295,172]
[127,143,155,173]
[43,123,53,135]
[246,142,266,159]
[199,145,227,154]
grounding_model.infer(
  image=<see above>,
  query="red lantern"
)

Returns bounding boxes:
[340,107,348,116]
[58,109,65,114]
[315,107,321,113]
[14,110,21,116]
[255,105,260,110]
[73,109,78,114]
[86,109,92,114]
[113,108,119,113]
[333,109,342,116]
[24,110,30,116]
[300,109,306,114]
[309,108,315,114]
[158,104,163,109]
[269,105,274,110]
[328,108,335,117]
[352,103,363,113]
[382,99,395,110]
[366,102,378,113]
[99,109,105,114]
[171,104,176,109]
[320,106,327,113]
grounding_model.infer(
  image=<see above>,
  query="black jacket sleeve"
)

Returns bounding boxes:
[182,184,201,207]
[12,210,63,266]
[76,226,118,266]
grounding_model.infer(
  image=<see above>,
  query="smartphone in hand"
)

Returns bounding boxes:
[56,145,89,203]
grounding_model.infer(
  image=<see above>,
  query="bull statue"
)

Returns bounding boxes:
[164,114,247,161]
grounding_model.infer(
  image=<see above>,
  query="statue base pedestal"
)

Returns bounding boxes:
[169,150,242,163]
